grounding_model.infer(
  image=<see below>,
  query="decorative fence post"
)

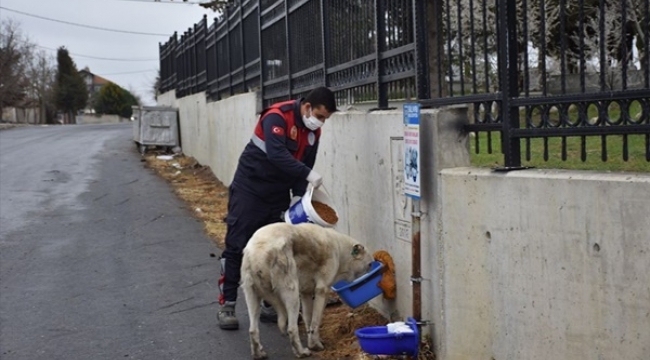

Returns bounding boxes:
[413,0,430,102]
[496,0,521,168]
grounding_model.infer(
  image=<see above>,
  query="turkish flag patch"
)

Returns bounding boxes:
[271,126,285,136]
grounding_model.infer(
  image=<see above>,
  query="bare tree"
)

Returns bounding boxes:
[566,0,648,89]
[127,85,143,106]
[629,0,648,71]
[25,50,56,123]
[152,69,161,101]
[443,0,499,92]
[0,19,33,118]
[443,0,647,91]
[531,0,647,74]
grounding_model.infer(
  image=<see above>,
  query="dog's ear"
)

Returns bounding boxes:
[351,244,366,259]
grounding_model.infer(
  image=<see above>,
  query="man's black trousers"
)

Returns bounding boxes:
[220,186,287,303]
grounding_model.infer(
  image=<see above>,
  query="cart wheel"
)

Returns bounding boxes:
[139,144,146,154]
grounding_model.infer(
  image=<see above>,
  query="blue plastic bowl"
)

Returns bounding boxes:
[331,261,384,308]
[355,317,419,356]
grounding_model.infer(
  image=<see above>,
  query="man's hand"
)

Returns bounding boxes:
[306,170,323,188]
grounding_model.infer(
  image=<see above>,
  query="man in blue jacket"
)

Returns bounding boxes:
[218,87,337,330]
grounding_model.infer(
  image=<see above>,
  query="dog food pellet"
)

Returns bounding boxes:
[312,201,338,224]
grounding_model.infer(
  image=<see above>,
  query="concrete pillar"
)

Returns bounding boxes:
[418,105,470,353]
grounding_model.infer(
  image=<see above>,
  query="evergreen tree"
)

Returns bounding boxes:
[53,47,88,123]
[93,82,139,118]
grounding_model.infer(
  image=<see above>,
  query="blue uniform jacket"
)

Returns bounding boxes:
[230,99,319,204]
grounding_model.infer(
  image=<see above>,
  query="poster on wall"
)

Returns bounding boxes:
[403,103,421,199]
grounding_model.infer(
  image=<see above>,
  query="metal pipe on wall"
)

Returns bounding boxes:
[411,199,422,322]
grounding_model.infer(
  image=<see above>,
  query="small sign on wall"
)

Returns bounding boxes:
[403,103,421,199]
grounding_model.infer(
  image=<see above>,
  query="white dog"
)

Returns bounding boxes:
[241,222,374,359]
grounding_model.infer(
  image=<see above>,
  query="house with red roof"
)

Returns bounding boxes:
[78,67,111,113]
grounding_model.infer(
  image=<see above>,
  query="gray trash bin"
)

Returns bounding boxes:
[132,106,179,154]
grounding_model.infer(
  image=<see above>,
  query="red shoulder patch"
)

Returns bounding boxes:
[271,126,285,136]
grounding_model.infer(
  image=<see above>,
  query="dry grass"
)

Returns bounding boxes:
[317,304,388,359]
[142,152,435,360]
[144,153,228,247]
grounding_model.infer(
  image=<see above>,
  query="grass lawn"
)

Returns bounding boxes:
[471,132,650,172]
[470,101,650,172]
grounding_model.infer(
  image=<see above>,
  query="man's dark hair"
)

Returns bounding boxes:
[305,87,337,113]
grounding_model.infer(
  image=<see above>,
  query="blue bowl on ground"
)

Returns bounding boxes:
[355,317,419,356]
[331,261,384,308]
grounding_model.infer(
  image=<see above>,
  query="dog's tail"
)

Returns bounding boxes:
[240,251,252,288]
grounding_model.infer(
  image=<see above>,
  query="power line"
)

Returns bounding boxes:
[0,6,171,37]
[37,45,158,62]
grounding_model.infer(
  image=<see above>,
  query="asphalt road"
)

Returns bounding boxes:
[0,123,296,360]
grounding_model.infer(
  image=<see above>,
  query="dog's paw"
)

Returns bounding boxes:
[253,349,268,360]
[308,341,324,351]
[296,348,311,358]
[308,334,324,351]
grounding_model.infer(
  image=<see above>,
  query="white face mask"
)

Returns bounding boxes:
[303,109,324,131]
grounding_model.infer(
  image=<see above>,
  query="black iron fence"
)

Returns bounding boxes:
[159,0,424,109]
[159,0,650,167]
[421,0,650,168]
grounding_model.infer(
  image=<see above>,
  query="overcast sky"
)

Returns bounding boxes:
[0,0,214,105]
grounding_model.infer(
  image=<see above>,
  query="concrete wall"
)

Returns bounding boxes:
[2,107,40,124]
[437,168,650,360]
[76,114,128,125]
[158,89,650,360]
[317,109,428,321]
[156,91,178,109]
[157,91,259,185]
